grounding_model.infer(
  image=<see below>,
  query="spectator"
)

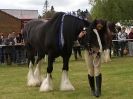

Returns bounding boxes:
[112,27,120,56]
[4,35,15,65]
[14,33,25,64]
[0,33,4,63]
[128,27,133,56]
[73,40,82,60]
[8,32,16,40]
[117,27,128,57]
[0,33,4,44]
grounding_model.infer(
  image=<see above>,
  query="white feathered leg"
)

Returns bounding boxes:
[60,70,75,91]
[101,51,105,63]
[27,61,36,86]
[104,49,111,63]
[34,62,42,86]
[40,73,53,92]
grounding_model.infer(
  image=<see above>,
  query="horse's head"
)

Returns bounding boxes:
[108,22,117,35]
[79,19,109,52]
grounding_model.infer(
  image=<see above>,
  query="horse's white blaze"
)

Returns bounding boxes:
[60,70,75,91]
[34,63,42,86]
[93,29,103,53]
[44,55,47,62]
[40,73,53,92]
[27,61,36,86]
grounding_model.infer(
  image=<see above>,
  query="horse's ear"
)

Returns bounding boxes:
[93,19,97,24]
[84,20,91,27]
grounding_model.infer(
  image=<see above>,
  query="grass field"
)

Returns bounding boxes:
[0,55,133,99]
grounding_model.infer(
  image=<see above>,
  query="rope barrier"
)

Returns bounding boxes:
[112,39,133,41]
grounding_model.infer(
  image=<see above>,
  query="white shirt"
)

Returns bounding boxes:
[118,32,127,41]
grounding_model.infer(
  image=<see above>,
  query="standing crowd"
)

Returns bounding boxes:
[112,26,133,57]
[0,32,26,65]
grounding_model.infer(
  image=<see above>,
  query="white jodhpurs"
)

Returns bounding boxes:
[84,50,101,76]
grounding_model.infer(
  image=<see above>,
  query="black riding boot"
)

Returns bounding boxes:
[88,74,95,96]
[95,74,102,97]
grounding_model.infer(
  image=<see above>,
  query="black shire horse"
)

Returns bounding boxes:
[22,12,90,92]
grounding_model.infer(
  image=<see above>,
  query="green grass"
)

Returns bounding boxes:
[0,55,133,99]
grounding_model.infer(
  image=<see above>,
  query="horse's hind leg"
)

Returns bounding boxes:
[40,53,53,92]
[60,55,75,91]
[34,54,44,86]
[27,48,37,87]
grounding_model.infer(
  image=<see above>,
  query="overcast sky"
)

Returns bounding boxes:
[0,0,91,15]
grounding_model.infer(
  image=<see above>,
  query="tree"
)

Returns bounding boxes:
[43,6,56,19]
[43,0,49,13]
[42,0,56,19]
[90,0,133,23]
[42,0,49,18]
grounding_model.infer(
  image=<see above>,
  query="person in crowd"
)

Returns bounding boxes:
[8,32,16,63]
[4,34,15,65]
[117,27,128,57]
[14,32,25,64]
[0,33,4,42]
[112,27,120,56]
[73,40,82,60]
[0,33,4,63]
[8,32,16,40]
[128,27,133,56]
[0,33,3,44]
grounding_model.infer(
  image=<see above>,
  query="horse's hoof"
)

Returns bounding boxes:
[60,81,75,91]
[27,80,37,87]
[39,74,53,92]
[60,86,75,91]
[40,83,53,92]
[40,86,53,92]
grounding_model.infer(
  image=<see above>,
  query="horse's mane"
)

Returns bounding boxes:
[45,12,65,26]
[46,12,90,29]
[42,12,90,38]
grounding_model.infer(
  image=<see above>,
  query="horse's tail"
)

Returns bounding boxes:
[21,27,32,56]
[22,27,27,42]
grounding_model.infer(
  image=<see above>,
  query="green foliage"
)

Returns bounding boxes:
[0,54,133,99]
[90,0,133,22]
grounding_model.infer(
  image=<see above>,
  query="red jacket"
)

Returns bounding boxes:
[128,32,133,42]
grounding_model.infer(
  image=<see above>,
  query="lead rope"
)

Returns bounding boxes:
[92,29,102,67]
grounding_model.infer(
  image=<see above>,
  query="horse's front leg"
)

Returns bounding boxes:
[60,55,75,91]
[102,49,111,63]
[40,54,53,92]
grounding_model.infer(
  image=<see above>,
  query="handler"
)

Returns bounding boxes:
[79,19,107,97]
